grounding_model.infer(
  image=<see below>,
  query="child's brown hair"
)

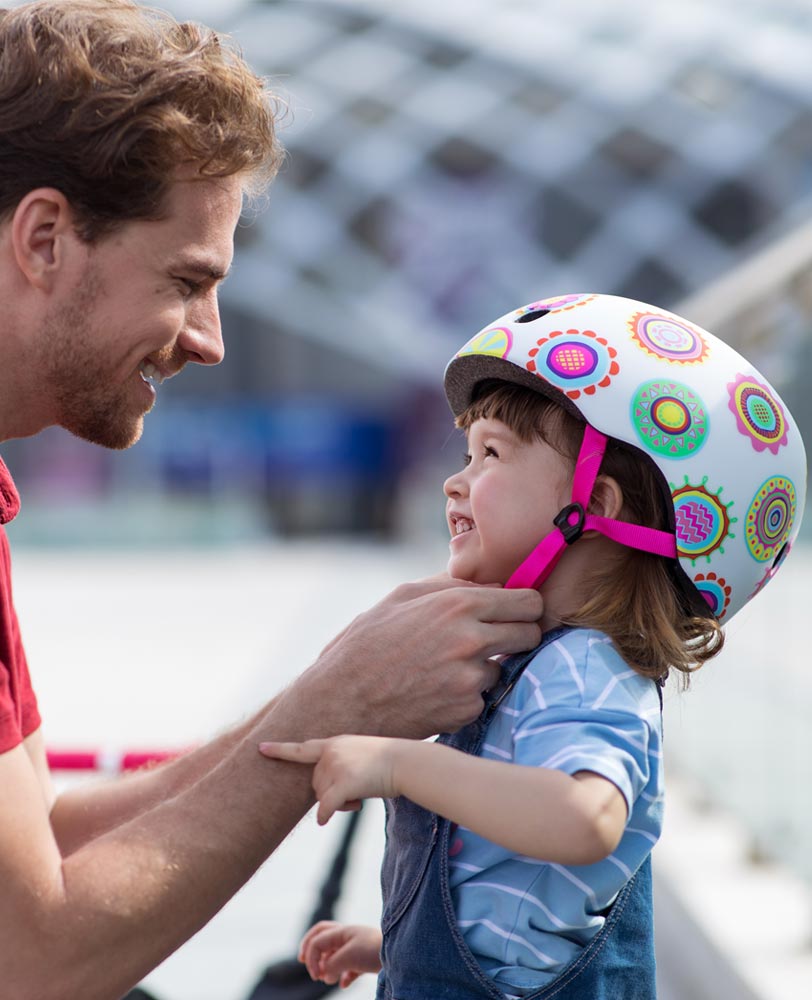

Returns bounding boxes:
[456,381,724,684]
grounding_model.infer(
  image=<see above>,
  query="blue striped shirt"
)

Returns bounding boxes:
[448,628,664,996]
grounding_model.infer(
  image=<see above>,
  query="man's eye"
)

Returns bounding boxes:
[176,277,202,296]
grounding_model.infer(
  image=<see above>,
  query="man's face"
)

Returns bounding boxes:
[37,175,243,449]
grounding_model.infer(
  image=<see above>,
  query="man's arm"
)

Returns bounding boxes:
[1,575,542,1000]
[46,702,276,856]
[0,696,326,1000]
[48,573,541,855]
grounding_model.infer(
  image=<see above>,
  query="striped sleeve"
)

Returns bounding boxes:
[510,635,655,815]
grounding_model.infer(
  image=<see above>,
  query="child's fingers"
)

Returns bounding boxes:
[300,937,328,980]
[259,739,326,763]
[339,970,361,988]
[298,919,339,959]
[298,921,343,979]
[316,795,338,826]
[313,770,361,826]
[319,940,365,983]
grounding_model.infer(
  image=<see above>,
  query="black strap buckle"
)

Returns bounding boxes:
[553,502,586,544]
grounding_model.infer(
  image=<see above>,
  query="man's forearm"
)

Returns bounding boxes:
[11,687,322,1000]
[8,575,544,999]
[50,698,279,855]
[29,667,390,1000]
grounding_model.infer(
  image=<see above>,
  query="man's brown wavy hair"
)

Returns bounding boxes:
[456,381,724,685]
[0,0,284,240]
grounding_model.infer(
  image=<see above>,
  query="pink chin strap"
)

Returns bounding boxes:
[505,424,677,591]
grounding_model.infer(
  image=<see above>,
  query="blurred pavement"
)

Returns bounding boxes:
[11,541,812,1000]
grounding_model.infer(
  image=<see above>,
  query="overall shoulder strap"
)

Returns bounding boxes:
[483,624,574,721]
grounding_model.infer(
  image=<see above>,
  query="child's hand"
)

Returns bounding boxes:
[259,735,401,824]
[298,920,383,987]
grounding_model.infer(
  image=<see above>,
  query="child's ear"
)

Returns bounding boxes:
[589,475,624,520]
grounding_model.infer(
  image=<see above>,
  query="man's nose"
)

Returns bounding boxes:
[180,292,225,366]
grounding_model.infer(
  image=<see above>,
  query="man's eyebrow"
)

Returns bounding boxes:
[173,258,232,282]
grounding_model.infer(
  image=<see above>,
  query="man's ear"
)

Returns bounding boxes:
[10,188,80,292]
[589,474,624,520]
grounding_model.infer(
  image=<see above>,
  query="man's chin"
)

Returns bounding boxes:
[65,415,145,451]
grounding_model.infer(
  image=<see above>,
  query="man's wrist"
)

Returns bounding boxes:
[259,655,367,741]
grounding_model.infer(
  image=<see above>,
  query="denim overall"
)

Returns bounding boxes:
[376,627,659,1000]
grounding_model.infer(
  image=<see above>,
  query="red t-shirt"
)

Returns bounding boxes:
[0,457,40,753]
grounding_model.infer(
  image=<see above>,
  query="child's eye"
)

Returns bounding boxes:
[462,452,472,467]
[483,445,499,459]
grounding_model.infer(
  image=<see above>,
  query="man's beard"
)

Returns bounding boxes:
[38,269,151,451]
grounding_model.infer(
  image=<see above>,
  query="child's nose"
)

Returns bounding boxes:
[444,470,467,498]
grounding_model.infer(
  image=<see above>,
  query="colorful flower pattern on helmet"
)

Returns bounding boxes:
[693,572,732,619]
[727,373,788,454]
[526,328,619,400]
[672,478,736,563]
[444,293,807,623]
[745,476,796,563]
[516,294,595,318]
[632,380,708,458]
[629,311,710,365]
[458,326,513,360]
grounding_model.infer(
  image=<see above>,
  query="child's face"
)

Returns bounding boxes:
[444,416,573,586]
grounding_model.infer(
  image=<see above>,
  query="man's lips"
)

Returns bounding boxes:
[138,359,183,386]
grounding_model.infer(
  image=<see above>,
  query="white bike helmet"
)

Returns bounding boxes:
[444,293,807,623]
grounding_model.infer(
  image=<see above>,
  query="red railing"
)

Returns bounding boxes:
[46,748,185,773]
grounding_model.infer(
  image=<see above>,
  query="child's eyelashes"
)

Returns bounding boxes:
[462,445,499,467]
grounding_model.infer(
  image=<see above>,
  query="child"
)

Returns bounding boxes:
[261,293,807,999]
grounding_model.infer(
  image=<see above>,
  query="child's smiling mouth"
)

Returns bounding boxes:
[449,513,475,536]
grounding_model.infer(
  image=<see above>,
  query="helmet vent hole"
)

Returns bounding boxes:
[516,308,551,323]
[772,542,789,572]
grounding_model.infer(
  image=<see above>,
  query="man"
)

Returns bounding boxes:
[0,3,543,998]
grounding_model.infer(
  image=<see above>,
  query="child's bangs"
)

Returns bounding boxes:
[456,381,583,458]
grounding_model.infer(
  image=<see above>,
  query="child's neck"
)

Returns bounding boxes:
[535,535,614,630]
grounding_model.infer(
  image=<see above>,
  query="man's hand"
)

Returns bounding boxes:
[281,575,542,741]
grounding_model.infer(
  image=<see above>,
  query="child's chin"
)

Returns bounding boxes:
[447,561,474,583]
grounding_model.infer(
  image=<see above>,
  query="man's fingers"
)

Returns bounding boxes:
[478,621,543,659]
[475,586,544,623]
[388,572,504,605]
[480,658,501,693]
[258,740,325,764]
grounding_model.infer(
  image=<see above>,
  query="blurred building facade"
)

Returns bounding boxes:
[5,0,812,541]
